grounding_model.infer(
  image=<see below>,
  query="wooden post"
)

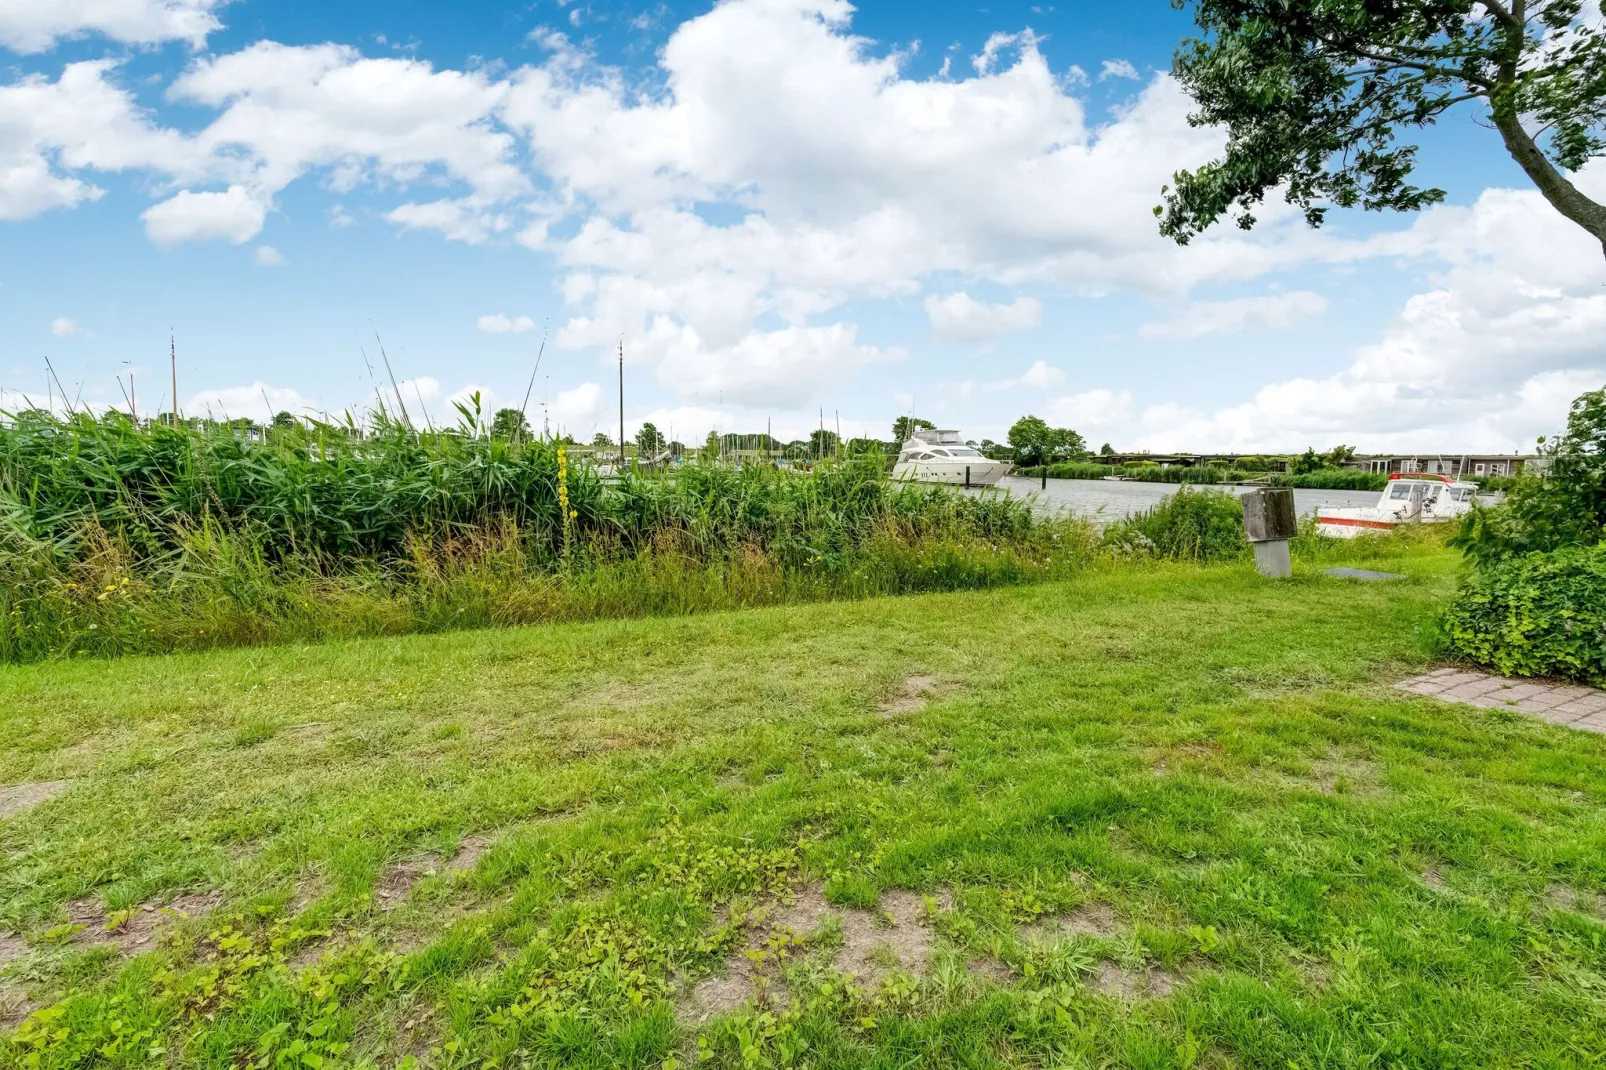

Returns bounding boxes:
[170,331,179,424]
[1241,487,1297,578]
[965,465,971,488]
[618,339,625,472]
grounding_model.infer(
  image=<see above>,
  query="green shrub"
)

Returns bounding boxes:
[1044,462,1120,479]
[1126,465,1251,485]
[1454,386,1606,566]
[1441,544,1606,683]
[1270,468,1387,491]
[1104,487,1249,563]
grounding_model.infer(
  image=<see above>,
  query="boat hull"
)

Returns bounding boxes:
[1316,514,1404,539]
[893,460,1012,486]
[1316,512,1460,538]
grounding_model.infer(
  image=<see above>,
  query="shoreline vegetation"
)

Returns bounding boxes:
[1017,462,1393,492]
[0,409,1440,665]
[1,408,1093,664]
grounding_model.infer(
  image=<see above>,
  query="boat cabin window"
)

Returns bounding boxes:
[1387,483,1415,500]
[947,447,981,457]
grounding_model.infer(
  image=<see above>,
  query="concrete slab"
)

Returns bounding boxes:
[1397,669,1606,735]
[1323,568,1405,581]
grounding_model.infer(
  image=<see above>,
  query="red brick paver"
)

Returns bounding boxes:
[1396,670,1606,734]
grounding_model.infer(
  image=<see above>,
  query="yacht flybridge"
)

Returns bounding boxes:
[1316,474,1478,538]
[892,429,1013,486]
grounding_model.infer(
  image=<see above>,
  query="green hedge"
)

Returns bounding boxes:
[1104,487,1249,563]
[1441,544,1606,683]
[1271,469,1388,491]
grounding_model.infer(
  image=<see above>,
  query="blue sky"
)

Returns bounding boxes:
[3,0,1603,451]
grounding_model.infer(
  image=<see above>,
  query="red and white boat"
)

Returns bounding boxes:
[1316,474,1478,538]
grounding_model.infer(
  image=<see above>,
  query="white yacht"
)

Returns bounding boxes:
[893,429,1013,486]
[1316,474,1478,538]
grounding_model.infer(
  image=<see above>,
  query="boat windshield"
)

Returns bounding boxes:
[946,448,981,457]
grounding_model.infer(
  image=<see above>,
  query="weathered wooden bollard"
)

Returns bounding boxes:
[1241,487,1296,578]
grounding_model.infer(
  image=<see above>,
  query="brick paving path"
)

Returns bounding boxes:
[1397,668,1606,734]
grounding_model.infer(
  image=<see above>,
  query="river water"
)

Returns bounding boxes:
[961,476,1381,522]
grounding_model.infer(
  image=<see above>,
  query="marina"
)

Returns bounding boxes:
[964,476,1384,521]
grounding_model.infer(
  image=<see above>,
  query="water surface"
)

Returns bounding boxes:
[964,477,1381,522]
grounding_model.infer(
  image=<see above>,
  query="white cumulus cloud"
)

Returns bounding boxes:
[1139,291,1330,340]
[253,244,285,267]
[1099,58,1140,81]
[0,0,226,54]
[142,185,266,245]
[925,293,1044,344]
[185,381,319,421]
[988,359,1067,392]
[477,313,537,334]
[171,42,527,202]
[0,61,194,222]
[1128,170,1606,453]
[50,316,83,337]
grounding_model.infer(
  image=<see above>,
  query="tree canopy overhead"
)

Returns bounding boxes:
[1162,1,1606,256]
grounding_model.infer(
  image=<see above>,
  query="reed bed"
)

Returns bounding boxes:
[0,410,1099,662]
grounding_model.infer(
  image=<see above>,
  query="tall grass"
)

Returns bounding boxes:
[1103,487,1250,562]
[1026,461,1387,491]
[1270,468,1388,491]
[0,410,1099,661]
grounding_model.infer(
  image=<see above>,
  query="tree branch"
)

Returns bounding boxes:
[1479,1,1523,33]
[1491,106,1606,257]
[1348,46,1496,89]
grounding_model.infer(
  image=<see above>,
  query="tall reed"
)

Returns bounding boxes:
[0,410,1097,661]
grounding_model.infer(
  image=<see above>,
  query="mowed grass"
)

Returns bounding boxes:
[2,549,1606,1068]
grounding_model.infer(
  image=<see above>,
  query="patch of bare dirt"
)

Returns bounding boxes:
[1306,758,1383,797]
[446,835,493,874]
[841,889,936,979]
[0,781,68,820]
[968,955,1011,984]
[677,883,944,1025]
[1088,959,1176,1000]
[289,871,328,915]
[679,970,766,1025]
[0,931,25,970]
[1546,884,1602,915]
[67,891,221,955]
[1422,868,1448,892]
[1298,958,1330,995]
[378,854,443,909]
[879,676,940,718]
[376,837,492,912]
[1022,901,1119,943]
[1,986,37,1029]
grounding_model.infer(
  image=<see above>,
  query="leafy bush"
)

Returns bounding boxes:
[1455,385,1606,566]
[1270,468,1387,491]
[1044,462,1120,479]
[1126,465,1248,485]
[1442,544,1606,684]
[1104,487,1249,563]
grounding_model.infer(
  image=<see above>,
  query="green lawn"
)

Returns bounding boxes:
[3,549,1606,1068]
